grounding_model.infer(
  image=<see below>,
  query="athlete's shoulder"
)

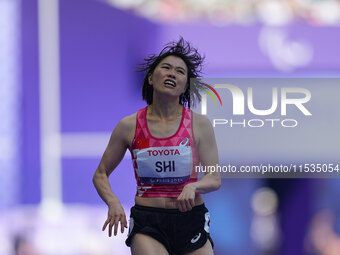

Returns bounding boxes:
[192,111,212,128]
[117,112,137,131]
[191,112,216,150]
[112,112,138,147]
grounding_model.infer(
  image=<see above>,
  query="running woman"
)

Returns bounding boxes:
[93,38,221,255]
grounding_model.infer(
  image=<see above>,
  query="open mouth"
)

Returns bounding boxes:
[164,79,176,88]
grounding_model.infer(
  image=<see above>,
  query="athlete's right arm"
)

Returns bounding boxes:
[92,114,135,237]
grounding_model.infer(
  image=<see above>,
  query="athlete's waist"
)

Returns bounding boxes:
[132,202,206,214]
[135,195,203,209]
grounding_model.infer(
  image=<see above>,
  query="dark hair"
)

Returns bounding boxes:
[138,38,205,107]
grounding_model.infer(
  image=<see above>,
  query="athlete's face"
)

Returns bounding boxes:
[148,55,188,98]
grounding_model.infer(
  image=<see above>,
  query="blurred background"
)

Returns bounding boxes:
[1,0,340,254]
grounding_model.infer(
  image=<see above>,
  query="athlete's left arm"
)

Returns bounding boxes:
[192,114,221,193]
[177,114,221,212]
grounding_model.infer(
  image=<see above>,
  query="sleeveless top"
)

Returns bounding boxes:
[130,105,200,197]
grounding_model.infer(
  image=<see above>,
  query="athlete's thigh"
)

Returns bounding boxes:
[183,239,214,255]
[131,233,169,255]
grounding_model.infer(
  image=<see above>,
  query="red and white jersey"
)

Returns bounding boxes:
[130,106,199,197]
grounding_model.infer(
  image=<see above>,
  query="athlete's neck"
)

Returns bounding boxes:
[149,96,182,119]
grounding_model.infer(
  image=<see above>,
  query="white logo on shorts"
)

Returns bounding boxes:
[204,212,210,233]
[191,232,201,243]
[128,217,134,236]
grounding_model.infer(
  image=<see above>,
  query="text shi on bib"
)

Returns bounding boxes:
[133,137,193,185]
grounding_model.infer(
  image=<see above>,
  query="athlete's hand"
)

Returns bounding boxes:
[177,183,196,212]
[102,202,128,237]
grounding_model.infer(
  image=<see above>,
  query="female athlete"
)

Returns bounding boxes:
[93,38,221,255]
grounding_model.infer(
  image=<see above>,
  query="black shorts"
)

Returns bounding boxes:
[125,203,214,255]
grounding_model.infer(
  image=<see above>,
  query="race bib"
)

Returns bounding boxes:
[133,145,193,184]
